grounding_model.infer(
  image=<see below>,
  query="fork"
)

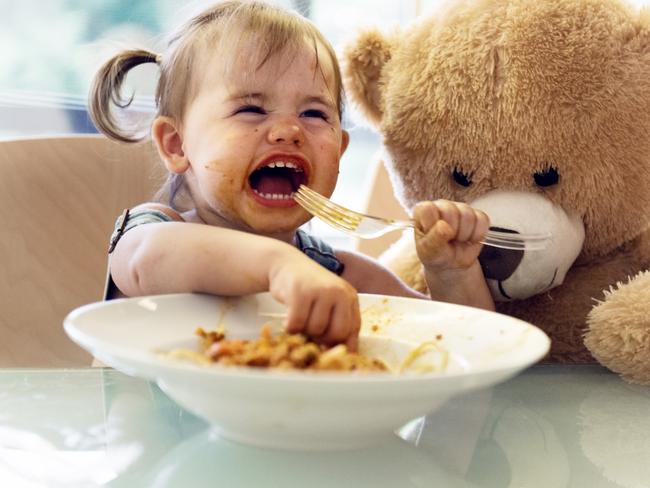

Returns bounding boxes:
[294,185,550,251]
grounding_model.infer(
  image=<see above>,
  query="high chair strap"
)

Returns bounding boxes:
[295,229,345,276]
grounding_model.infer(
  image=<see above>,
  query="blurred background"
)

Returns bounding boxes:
[3,0,647,247]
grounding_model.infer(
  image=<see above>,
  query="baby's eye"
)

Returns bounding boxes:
[301,109,329,121]
[234,105,266,115]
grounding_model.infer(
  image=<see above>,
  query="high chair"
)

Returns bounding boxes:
[0,135,164,367]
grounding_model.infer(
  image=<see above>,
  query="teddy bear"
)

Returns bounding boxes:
[343,0,650,383]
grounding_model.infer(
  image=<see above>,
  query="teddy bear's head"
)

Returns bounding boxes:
[344,0,650,301]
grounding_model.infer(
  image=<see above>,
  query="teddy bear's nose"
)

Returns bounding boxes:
[479,228,525,281]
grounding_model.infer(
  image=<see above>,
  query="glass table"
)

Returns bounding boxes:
[0,365,648,487]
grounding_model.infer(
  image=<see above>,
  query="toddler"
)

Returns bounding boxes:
[89,0,494,352]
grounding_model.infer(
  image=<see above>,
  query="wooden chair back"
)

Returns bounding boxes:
[0,135,164,366]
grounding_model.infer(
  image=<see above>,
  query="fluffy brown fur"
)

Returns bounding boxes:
[344,0,650,383]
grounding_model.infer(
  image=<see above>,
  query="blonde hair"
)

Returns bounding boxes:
[88,1,344,208]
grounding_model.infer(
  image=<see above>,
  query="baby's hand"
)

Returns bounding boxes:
[413,200,490,272]
[268,253,361,351]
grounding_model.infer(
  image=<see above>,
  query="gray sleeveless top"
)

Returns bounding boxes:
[104,208,344,300]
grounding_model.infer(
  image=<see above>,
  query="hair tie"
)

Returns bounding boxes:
[155,54,162,64]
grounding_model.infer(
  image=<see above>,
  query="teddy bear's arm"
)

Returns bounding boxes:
[379,231,429,294]
[585,270,650,384]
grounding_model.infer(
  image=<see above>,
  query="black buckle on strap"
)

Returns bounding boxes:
[108,208,131,254]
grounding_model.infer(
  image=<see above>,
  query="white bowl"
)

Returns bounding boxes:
[64,293,550,450]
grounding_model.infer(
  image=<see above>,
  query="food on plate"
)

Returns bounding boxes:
[397,340,448,373]
[164,323,452,374]
[167,324,389,372]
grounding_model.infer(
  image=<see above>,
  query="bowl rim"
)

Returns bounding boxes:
[64,292,551,385]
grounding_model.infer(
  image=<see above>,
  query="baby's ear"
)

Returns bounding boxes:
[342,29,396,127]
[151,116,189,174]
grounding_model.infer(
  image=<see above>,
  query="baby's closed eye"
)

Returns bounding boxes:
[301,109,329,121]
[234,104,266,115]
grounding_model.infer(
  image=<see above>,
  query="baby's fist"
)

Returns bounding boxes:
[413,200,489,270]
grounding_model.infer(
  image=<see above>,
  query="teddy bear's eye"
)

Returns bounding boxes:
[533,166,559,187]
[452,167,473,187]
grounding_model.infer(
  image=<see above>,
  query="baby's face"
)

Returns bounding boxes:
[177,40,348,238]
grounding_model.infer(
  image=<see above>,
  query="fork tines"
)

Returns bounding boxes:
[294,186,362,230]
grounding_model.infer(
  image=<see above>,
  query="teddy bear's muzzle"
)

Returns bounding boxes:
[471,190,585,302]
[479,235,524,282]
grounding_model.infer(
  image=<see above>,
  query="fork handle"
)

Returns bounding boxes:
[394,219,548,241]
[390,219,546,251]
[387,219,415,230]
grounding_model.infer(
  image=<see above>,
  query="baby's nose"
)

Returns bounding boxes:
[268,119,304,146]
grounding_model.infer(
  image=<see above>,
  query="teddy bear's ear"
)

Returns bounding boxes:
[342,29,395,127]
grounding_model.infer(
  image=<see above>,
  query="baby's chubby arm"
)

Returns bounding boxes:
[110,207,360,350]
[413,200,494,311]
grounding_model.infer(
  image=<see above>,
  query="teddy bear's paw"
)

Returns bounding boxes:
[585,270,650,384]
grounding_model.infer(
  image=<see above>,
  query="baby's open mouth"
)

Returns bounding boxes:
[249,161,308,200]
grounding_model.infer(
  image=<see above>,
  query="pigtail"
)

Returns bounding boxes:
[88,49,159,143]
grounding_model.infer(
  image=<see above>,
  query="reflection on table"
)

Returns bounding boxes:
[0,365,648,487]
